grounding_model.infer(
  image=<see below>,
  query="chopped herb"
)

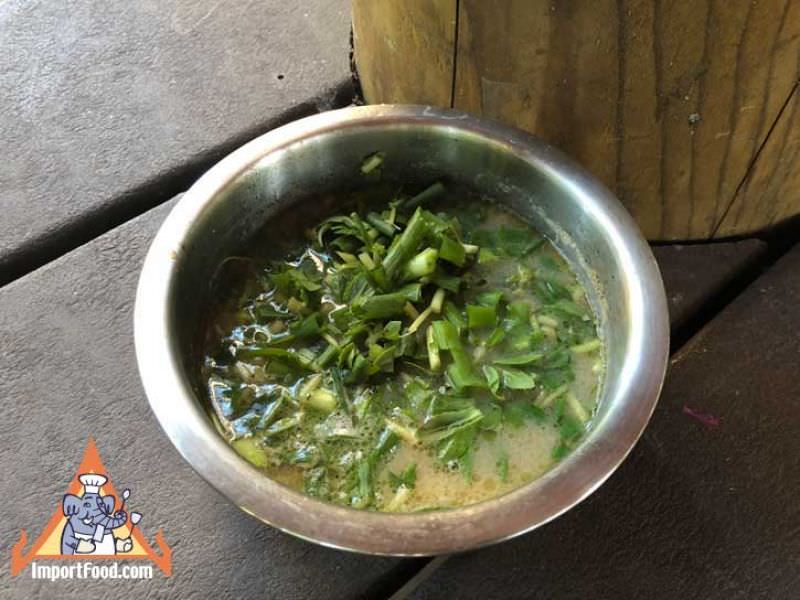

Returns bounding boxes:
[388,463,417,491]
[497,451,509,483]
[204,176,601,511]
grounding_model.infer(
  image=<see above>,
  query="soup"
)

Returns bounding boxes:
[201,180,603,512]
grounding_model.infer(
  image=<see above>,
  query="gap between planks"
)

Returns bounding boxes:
[0,82,355,289]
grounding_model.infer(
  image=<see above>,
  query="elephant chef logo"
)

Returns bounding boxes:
[10,438,172,576]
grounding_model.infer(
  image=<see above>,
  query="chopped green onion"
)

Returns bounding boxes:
[536,384,569,408]
[382,207,428,280]
[360,152,384,174]
[537,315,560,328]
[430,288,446,314]
[366,212,396,236]
[231,437,269,467]
[570,339,601,354]
[499,368,536,390]
[385,418,419,445]
[407,305,433,334]
[439,236,466,266]
[565,391,590,423]
[493,352,543,366]
[404,247,439,279]
[467,304,496,329]
[404,181,445,210]
[352,293,408,320]
[306,388,337,413]
[426,325,442,372]
[431,320,460,350]
[497,451,509,483]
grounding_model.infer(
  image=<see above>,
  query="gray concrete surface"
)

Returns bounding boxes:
[0,199,420,599]
[0,0,352,282]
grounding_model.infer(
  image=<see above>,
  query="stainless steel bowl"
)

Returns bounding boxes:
[134,105,669,555]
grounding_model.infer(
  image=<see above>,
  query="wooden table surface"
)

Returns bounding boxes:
[1,3,798,599]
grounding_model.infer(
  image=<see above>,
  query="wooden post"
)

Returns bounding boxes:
[352,0,800,241]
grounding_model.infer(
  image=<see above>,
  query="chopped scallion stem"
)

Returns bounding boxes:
[430,288,446,314]
[570,339,601,354]
[404,181,445,210]
[360,152,384,174]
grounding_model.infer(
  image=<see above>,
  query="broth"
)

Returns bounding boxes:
[201,185,603,512]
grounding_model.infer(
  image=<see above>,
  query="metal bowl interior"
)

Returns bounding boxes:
[134,105,669,555]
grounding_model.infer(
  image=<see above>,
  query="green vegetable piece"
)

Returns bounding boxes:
[312,343,339,370]
[431,320,460,350]
[366,212,396,237]
[493,352,544,366]
[548,298,588,318]
[571,338,601,354]
[559,414,584,441]
[447,347,487,390]
[388,463,417,491]
[466,304,496,329]
[236,346,315,372]
[429,271,462,292]
[497,451,509,483]
[479,401,503,431]
[404,247,439,280]
[437,427,475,462]
[482,365,501,394]
[486,325,506,347]
[371,428,399,463]
[360,152,384,174]
[537,367,575,391]
[541,347,572,369]
[443,301,467,332]
[500,368,536,390]
[476,291,503,307]
[496,227,545,257]
[351,461,373,509]
[352,292,409,320]
[385,418,419,445]
[430,288,446,314]
[426,325,442,372]
[420,403,484,443]
[306,388,337,413]
[478,248,499,264]
[290,313,321,339]
[404,181,445,210]
[552,441,571,460]
[534,279,573,303]
[264,415,300,437]
[330,367,353,417]
[382,207,428,280]
[231,437,269,468]
[439,236,466,266]
[504,402,546,427]
[507,301,531,322]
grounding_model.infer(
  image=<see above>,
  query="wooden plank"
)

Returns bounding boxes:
[716,84,800,236]
[355,0,800,239]
[408,244,800,599]
[352,0,456,106]
[0,0,352,284]
[0,199,423,598]
[452,0,800,240]
[653,240,766,333]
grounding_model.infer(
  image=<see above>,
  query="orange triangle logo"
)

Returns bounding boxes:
[10,438,172,576]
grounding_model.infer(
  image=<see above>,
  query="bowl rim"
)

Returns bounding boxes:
[134,104,669,556]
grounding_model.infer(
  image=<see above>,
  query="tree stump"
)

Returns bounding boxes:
[352,0,800,241]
